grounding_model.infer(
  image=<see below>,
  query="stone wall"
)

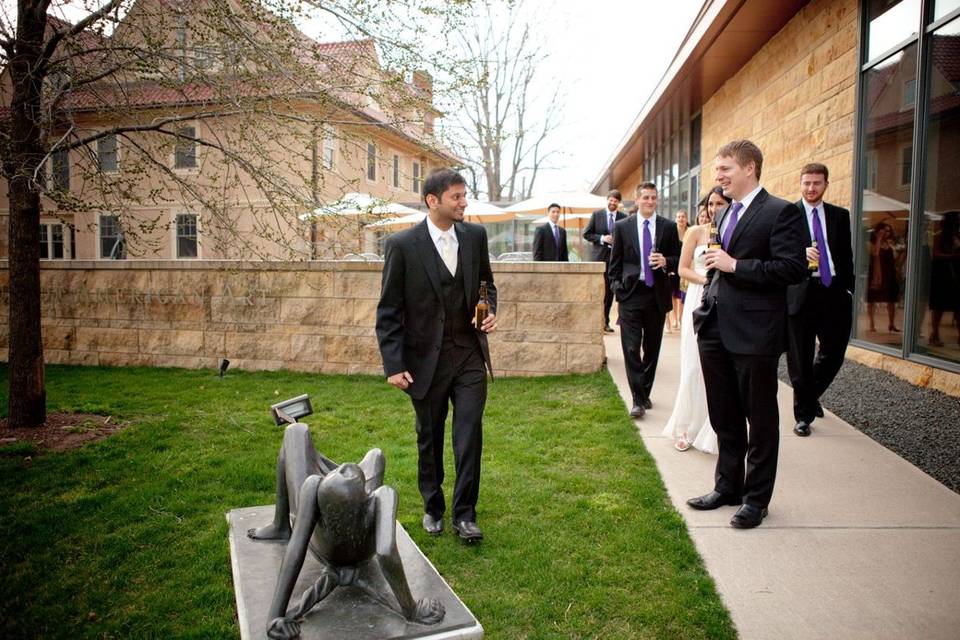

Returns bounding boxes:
[0,260,607,377]
[701,0,859,207]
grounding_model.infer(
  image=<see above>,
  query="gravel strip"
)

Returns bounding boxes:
[778,356,960,495]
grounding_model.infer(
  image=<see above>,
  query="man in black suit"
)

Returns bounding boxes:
[376,168,497,543]
[689,140,806,529]
[787,163,854,437]
[533,203,569,262]
[608,181,681,419]
[584,190,627,332]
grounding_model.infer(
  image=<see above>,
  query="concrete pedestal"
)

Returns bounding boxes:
[227,506,483,640]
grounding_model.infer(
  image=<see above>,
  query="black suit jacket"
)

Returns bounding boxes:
[376,220,497,400]
[692,189,807,355]
[608,214,682,314]
[532,223,568,261]
[583,208,627,262]
[786,200,855,315]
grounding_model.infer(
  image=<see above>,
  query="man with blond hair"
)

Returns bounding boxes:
[689,140,806,529]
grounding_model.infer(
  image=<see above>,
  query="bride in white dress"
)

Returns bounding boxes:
[662,189,730,453]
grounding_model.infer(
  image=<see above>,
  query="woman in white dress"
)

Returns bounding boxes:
[662,187,731,453]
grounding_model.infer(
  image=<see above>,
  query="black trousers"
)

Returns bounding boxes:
[410,342,486,522]
[618,287,665,405]
[787,281,852,423]
[603,266,615,326]
[698,316,780,508]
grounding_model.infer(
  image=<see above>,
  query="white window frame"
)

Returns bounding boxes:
[899,143,913,187]
[902,78,916,109]
[39,221,70,260]
[864,150,879,190]
[98,213,126,260]
[173,124,199,172]
[173,211,200,259]
[322,126,336,171]
[97,133,120,174]
[391,153,401,189]
[366,141,377,183]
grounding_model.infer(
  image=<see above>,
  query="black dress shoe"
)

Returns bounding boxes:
[642,398,652,410]
[686,491,741,510]
[629,404,645,418]
[815,402,824,418]
[422,513,443,536]
[730,504,768,529]
[794,421,811,437]
[603,325,615,334]
[452,520,483,543]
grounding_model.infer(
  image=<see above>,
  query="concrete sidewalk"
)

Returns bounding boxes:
[603,329,960,640]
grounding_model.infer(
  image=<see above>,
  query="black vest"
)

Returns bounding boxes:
[434,247,476,349]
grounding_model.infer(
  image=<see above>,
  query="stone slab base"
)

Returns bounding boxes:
[227,506,483,640]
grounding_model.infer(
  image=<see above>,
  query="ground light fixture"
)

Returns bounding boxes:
[270,394,313,425]
[218,358,230,378]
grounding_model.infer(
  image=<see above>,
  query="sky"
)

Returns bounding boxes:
[15,0,705,198]
[518,0,703,195]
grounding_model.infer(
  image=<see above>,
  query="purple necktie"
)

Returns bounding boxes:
[642,219,654,287]
[721,202,743,251]
[608,212,615,233]
[811,207,832,286]
[553,224,560,248]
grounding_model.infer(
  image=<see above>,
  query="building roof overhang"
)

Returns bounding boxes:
[591,0,811,193]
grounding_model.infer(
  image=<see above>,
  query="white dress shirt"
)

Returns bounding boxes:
[426,215,458,256]
[802,200,835,277]
[636,212,658,284]
[720,184,764,240]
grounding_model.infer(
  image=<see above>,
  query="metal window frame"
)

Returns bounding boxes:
[852,0,960,374]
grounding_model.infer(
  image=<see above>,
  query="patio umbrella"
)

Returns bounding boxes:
[529,213,593,228]
[464,200,514,223]
[365,212,427,229]
[300,193,422,254]
[504,191,609,215]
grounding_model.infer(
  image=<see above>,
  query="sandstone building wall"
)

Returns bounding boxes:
[0,261,606,377]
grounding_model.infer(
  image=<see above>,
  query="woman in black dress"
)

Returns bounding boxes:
[929,211,960,347]
[867,221,900,333]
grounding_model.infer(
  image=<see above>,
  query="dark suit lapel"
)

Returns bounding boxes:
[455,222,475,301]
[825,203,839,247]
[795,200,813,245]
[626,215,640,255]
[728,189,769,252]
[654,214,665,249]
[413,221,442,301]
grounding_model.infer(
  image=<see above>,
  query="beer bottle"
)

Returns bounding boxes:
[808,241,819,270]
[708,222,721,250]
[475,281,489,327]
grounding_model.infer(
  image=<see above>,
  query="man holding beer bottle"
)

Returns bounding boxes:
[376,168,497,543]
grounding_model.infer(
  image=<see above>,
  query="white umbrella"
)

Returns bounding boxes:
[530,212,593,228]
[862,190,910,212]
[366,212,427,228]
[504,191,609,215]
[465,200,514,222]
[299,192,422,220]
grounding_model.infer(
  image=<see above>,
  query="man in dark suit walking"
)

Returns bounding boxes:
[376,168,497,543]
[787,163,854,437]
[533,203,569,262]
[689,140,806,529]
[584,190,627,332]
[608,182,681,419]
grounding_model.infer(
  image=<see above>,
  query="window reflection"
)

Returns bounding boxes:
[856,44,918,348]
[914,17,960,362]
[867,0,921,61]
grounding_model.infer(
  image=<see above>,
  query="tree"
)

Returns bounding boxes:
[0,0,468,427]
[443,1,562,201]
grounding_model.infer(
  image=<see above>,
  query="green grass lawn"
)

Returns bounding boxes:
[0,364,734,639]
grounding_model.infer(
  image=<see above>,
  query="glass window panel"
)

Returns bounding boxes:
[174,126,196,169]
[100,214,125,259]
[912,17,960,362]
[176,213,198,258]
[366,143,376,181]
[98,134,118,172]
[51,224,64,259]
[690,113,702,168]
[866,0,921,61]
[412,161,421,193]
[934,0,960,22]
[671,134,680,182]
[855,44,917,350]
[680,124,689,175]
[322,126,335,170]
[392,154,400,188]
[51,149,69,192]
[39,224,49,260]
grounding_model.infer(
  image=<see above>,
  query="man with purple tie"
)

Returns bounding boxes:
[608,182,681,419]
[533,203,569,262]
[689,140,806,529]
[786,163,854,437]
[584,190,627,332]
